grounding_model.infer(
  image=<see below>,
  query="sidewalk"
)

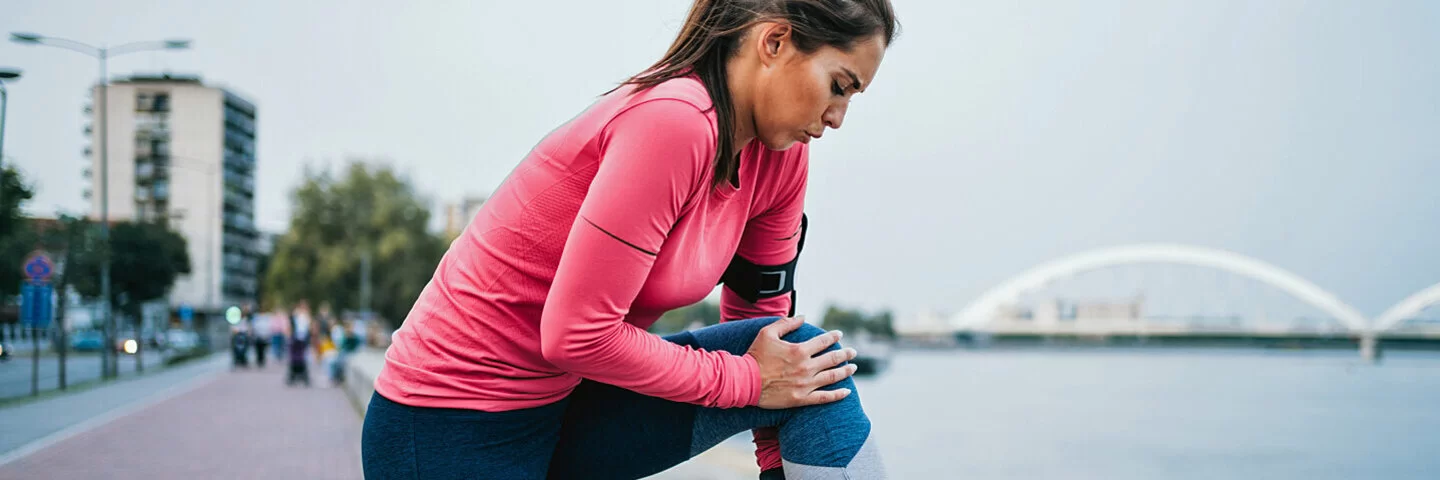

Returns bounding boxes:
[0,359,362,479]
[0,353,227,458]
[0,347,758,479]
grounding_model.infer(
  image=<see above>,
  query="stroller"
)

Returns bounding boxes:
[230,328,251,369]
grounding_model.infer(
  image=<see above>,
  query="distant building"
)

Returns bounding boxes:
[895,309,954,336]
[443,195,488,238]
[85,73,259,314]
[1073,299,1143,321]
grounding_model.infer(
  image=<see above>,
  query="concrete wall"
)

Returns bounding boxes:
[342,348,386,416]
[166,86,225,312]
[90,84,137,221]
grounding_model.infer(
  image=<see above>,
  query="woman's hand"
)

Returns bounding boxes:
[747,316,859,409]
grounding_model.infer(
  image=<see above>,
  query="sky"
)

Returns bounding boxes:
[4,0,1438,322]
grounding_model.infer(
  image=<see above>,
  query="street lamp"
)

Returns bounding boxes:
[11,32,190,379]
[0,67,20,213]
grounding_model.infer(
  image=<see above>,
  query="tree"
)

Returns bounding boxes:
[263,161,447,325]
[68,221,191,321]
[821,304,896,339]
[31,215,99,330]
[0,164,37,302]
[821,305,868,335]
[253,246,272,310]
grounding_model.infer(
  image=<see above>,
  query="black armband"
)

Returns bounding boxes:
[719,214,808,316]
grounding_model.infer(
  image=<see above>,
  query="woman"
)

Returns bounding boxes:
[362,0,898,478]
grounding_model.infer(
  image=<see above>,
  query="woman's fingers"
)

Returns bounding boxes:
[810,363,859,388]
[799,386,853,406]
[807,347,857,371]
[799,329,843,356]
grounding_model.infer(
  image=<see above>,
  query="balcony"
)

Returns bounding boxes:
[135,93,170,113]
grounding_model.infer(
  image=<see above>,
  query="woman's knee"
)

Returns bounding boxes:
[678,318,846,364]
[678,316,784,355]
[779,322,842,355]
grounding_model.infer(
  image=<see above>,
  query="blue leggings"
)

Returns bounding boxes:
[361,317,885,479]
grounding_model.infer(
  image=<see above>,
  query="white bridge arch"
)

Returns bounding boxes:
[1374,282,1440,332]
[951,243,1371,332]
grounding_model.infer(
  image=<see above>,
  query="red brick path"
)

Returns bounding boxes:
[0,364,362,479]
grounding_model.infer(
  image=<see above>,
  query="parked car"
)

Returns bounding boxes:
[165,329,201,352]
[70,330,105,352]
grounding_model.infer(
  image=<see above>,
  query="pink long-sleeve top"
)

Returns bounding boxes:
[375,75,806,467]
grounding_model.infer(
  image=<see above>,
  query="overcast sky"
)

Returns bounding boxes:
[5,0,1438,321]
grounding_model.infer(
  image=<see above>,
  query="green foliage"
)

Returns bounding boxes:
[0,164,32,238]
[68,221,191,318]
[253,246,272,310]
[263,161,447,325]
[821,304,896,339]
[649,300,722,334]
[0,164,37,300]
[1,163,187,327]
[34,215,97,326]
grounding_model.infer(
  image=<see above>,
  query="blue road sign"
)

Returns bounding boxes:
[23,251,54,284]
[179,304,194,326]
[20,283,53,329]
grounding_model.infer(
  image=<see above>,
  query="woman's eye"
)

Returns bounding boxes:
[831,81,845,96]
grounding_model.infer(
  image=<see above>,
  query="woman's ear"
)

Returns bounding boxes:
[757,22,793,67]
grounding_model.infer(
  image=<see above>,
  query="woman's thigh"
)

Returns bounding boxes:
[361,391,568,480]
[546,317,858,480]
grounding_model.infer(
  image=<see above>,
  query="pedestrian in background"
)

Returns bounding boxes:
[229,322,251,370]
[269,308,288,361]
[285,302,313,387]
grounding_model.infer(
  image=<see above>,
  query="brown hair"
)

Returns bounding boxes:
[617,0,899,189]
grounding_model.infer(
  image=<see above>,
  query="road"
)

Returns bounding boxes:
[0,351,165,400]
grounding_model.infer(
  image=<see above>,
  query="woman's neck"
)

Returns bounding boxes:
[726,56,757,149]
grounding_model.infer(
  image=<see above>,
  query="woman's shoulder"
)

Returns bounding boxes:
[599,75,718,148]
[616,75,714,114]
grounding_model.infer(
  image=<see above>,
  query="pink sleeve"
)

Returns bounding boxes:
[539,99,761,409]
[720,146,808,321]
[719,147,808,472]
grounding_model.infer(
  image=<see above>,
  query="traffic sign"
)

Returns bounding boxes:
[179,304,194,326]
[20,283,53,328]
[22,251,54,284]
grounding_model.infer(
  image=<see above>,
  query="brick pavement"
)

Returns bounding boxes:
[0,363,362,480]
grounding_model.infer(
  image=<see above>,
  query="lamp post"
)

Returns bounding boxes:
[0,68,19,219]
[11,32,190,379]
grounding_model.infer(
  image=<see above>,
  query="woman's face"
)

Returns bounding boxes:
[752,29,886,151]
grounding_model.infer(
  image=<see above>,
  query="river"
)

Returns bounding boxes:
[851,348,1440,479]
